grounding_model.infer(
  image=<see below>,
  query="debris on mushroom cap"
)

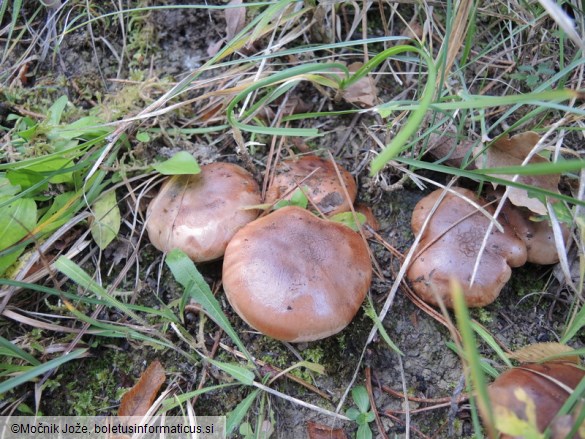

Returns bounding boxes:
[146,162,261,263]
[500,201,570,265]
[265,156,357,215]
[222,206,372,342]
[407,187,527,308]
[486,362,585,438]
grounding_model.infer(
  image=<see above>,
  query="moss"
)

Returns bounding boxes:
[42,348,134,416]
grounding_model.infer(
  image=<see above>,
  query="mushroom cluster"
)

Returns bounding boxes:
[147,155,373,342]
[407,187,527,307]
[486,361,585,438]
[407,186,570,308]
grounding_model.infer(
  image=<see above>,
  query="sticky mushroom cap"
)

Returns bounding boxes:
[222,206,372,342]
[407,187,527,307]
[501,202,570,265]
[265,156,357,215]
[146,162,261,262]
[487,362,585,437]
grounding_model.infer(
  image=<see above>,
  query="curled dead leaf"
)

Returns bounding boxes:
[225,0,246,42]
[426,132,480,168]
[119,360,166,417]
[485,132,560,215]
[342,62,378,108]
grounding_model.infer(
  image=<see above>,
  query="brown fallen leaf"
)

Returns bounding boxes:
[426,132,480,169]
[225,0,246,42]
[342,62,378,108]
[307,421,348,439]
[485,131,560,215]
[119,360,166,417]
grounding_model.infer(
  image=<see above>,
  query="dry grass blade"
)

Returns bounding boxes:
[438,0,474,85]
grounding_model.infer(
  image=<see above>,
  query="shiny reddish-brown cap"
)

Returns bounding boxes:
[265,156,357,215]
[146,162,261,262]
[487,362,585,437]
[407,187,527,307]
[222,206,372,342]
[501,201,570,265]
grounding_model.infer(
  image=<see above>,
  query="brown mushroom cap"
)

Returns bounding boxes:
[265,156,357,215]
[222,206,372,342]
[407,187,527,308]
[487,362,585,437]
[146,162,261,262]
[501,202,570,265]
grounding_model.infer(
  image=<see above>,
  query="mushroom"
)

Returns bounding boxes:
[407,187,527,307]
[146,162,261,262]
[501,201,570,265]
[265,156,357,215]
[486,361,585,438]
[222,206,372,342]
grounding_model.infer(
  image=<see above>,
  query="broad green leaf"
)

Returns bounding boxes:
[329,211,366,232]
[6,169,48,192]
[208,359,254,385]
[165,249,254,364]
[90,190,121,250]
[0,348,87,395]
[38,191,77,233]
[136,132,150,142]
[351,386,370,413]
[50,116,112,140]
[356,423,373,439]
[0,177,20,197]
[346,407,360,421]
[226,389,260,435]
[152,151,201,175]
[48,96,68,126]
[274,187,308,210]
[0,196,37,276]
[20,156,75,184]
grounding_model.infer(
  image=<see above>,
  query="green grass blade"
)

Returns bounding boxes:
[0,348,87,394]
[395,157,585,207]
[226,389,261,436]
[54,257,145,324]
[561,303,585,343]
[363,297,403,355]
[451,281,495,435]
[0,336,40,366]
[471,322,512,368]
[165,249,255,365]
[159,383,237,412]
[370,45,437,174]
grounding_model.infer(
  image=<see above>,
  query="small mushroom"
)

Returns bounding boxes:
[146,162,261,262]
[501,201,570,265]
[486,361,585,438]
[407,187,527,307]
[265,156,357,215]
[222,206,372,342]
